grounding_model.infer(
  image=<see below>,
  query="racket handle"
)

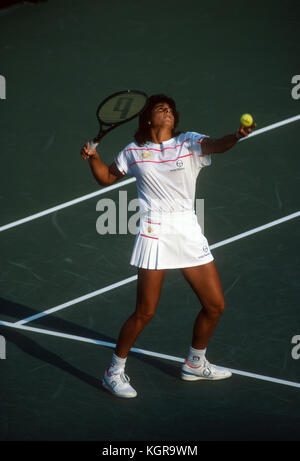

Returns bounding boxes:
[89,140,99,151]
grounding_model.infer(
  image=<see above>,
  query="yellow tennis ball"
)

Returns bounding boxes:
[240,113,253,127]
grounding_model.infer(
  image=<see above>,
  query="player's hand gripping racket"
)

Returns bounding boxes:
[85,90,148,155]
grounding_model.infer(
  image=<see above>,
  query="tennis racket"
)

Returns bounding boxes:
[87,90,148,151]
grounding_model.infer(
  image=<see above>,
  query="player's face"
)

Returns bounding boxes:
[150,102,175,129]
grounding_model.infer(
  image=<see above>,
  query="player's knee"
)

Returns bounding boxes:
[206,297,226,317]
[134,306,156,325]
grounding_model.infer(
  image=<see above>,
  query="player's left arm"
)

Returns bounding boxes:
[201,122,257,155]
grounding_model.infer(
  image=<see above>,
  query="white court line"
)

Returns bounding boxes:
[15,211,300,326]
[0,320,299,389]
[15,275,138,326]
[0,114,299,233]
[211,211,300,249]
[239,114,300,141]
[0,177,136,232]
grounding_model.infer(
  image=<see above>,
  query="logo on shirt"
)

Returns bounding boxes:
[141,151,152,159]
[169,158,185,172]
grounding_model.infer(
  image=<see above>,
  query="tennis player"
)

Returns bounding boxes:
[81,94,256,398]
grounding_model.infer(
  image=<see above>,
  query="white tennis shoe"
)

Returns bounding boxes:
[102,368,137,398]
[181,359,232,381]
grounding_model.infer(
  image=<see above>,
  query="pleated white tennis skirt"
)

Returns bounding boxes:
[130,210,214,270]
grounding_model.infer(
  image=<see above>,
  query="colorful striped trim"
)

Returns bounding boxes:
[125,137,192,153]
[140,233,159,240]
[185,359,202,369]
[129,153,194,167]
[144,220,161,225]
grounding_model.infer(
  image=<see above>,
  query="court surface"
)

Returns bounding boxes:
[0,0,300,441]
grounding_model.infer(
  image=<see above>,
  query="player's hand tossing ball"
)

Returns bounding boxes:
[236,113,256,139]
[240,113,253,127]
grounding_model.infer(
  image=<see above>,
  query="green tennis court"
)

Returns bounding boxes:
[0,0,299,442]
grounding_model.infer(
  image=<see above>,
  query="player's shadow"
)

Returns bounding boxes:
[0,297,180,391]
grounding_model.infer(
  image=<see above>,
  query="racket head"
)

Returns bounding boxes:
[96,90,148,126]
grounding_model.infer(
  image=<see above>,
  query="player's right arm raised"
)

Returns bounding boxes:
[201,122,257,155]
[80,141,124,186]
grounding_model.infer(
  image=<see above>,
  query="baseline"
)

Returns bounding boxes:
[0,320,299,389]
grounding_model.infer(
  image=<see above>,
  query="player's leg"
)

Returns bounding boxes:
[102,267,167,397]
[115,267,167,358]
[181,261,225,348]
[180,261,231,381]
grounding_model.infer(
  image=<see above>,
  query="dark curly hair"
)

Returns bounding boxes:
[134,94,180,146]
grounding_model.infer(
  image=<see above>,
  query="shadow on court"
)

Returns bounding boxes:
[0,297,180,391]
[1,326,100,390]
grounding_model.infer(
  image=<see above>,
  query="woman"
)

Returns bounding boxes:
[80,94,256,398]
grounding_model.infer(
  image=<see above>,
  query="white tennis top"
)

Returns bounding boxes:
[114,131,211,214]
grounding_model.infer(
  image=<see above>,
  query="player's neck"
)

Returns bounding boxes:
[149,127,173,145]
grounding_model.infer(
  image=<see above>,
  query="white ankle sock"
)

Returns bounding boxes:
[108,352,127,373]
[187,346,206,367]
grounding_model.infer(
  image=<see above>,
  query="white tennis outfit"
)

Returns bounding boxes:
[115,131,214,270]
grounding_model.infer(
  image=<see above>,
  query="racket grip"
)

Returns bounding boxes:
[89,140,99,151]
